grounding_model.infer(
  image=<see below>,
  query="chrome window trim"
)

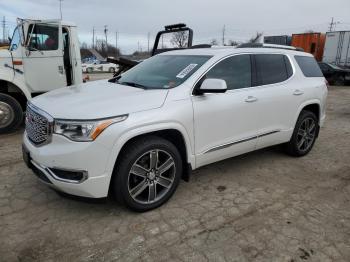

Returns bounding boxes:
[191,52,296,96]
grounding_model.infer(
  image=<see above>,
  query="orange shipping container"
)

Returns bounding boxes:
[291,33,326,61]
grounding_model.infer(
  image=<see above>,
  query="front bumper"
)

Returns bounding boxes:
[22,132,113,198]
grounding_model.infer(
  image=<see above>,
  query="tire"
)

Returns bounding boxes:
[86,67,93,73]
[108,67,115,73]
[0,93,23,134]
[285,110,318,157]
[333,75,345,86]
[112,136,183,212]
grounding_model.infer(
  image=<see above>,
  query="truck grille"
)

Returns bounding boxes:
[25,104,53,146]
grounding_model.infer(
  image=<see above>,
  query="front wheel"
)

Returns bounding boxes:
[285,110,318,157]
[112,136,182,212]
[0,94,23,134]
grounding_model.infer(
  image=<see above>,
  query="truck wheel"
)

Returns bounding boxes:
[0,94,23,134]
[285,110,318,157]
[109,67,115,73]
[112,136,183,212]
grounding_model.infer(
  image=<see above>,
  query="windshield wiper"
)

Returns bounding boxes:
[118,81,148,89]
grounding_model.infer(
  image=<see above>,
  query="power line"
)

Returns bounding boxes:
[329,17,340,32]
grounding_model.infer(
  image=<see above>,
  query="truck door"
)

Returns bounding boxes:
[22,21,66,93]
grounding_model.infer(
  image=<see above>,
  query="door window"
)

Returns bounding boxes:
[10,26,21,51]
[205,55,252,90]
[27,24,59,51]
[255,54,292,85]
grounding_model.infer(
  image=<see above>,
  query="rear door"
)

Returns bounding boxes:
[253,53,297,149]
[22,21,66,93]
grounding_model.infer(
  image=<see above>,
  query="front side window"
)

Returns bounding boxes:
[116,55,211,89]
[205,54,252,90]
[255,54,292,85]
[10,26,21,51]
[27,24,59,51]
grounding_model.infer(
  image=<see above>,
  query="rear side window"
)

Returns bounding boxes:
[295,56,323,77]
[206,54,252,90]
[255,54,292,85]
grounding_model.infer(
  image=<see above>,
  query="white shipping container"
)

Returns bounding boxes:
[323,31,350,67]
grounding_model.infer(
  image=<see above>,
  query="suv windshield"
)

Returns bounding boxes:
[116,55,211,89]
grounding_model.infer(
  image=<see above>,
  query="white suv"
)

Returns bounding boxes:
[22,45,327,211]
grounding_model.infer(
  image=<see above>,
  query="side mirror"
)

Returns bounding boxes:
[196,78,227,95]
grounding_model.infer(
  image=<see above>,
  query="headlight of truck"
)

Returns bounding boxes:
[54,115,128,142]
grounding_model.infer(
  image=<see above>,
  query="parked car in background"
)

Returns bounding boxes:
[23,44,327,211]
[318,62,350,85]
[82,60,118,73]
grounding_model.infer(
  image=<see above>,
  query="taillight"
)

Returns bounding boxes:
[325,79,330,89]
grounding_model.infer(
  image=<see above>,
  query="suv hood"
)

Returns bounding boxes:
[31,80,169,119]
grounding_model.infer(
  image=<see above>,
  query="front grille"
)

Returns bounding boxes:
[25,104,53,146]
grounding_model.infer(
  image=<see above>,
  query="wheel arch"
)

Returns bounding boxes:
[0,79,30,110]
[294,100,321,127]
[106,124,195,189]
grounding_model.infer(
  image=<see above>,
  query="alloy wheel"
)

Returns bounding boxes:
[296,117,316,152]
[127,149,176,204]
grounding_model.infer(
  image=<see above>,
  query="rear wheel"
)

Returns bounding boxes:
[112,136,182,212]
[86,67,93,73]
[333,75,345,86]
[108,67,115,73]
[0,94,23,134]
[285,110,318,157]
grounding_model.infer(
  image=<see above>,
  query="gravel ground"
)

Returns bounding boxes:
[0,86,349,262]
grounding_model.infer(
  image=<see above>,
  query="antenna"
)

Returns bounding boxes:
[58,0,63,20]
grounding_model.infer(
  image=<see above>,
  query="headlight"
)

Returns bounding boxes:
[54,115,128,142]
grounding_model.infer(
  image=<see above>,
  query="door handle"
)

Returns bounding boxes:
[58,65,64,74]
[293,89,304,96]
[245,96,258,103]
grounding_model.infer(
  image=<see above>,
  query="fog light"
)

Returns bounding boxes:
[47,168,88,183]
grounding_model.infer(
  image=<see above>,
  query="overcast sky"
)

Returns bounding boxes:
[1,0,350,54]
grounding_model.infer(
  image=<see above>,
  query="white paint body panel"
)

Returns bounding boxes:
[25,47,328,198]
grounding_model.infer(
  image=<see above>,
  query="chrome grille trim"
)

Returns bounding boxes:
[25,103,54,146]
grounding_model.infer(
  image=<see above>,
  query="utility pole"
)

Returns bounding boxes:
[104,25,108,56]
[222,25,225,46]
[2,16,6,42]
[329,17,340,32]
[92,27,95,48]
[147,32,150,53]
[115,31,118,57]
[58,0,63,20]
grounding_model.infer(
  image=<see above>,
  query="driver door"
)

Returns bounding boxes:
[192,54,260,167]
[22,21,67,93]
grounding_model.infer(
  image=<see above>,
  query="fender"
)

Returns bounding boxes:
[105,122,196,176]
[293,99,321,127]
[0,77,32,101]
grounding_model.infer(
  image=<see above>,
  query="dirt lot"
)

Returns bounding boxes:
[0,86,350,261]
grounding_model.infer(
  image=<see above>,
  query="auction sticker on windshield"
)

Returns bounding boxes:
[176,64,198,79]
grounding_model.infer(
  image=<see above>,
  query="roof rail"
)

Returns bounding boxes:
[237,43,304,52]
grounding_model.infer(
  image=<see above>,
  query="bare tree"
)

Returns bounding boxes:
[227,39,239,46]
[170,31,189,48]
[210,39,218,45]
[248,32,263,43]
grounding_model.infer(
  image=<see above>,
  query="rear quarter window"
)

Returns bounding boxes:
[295,56,323,77]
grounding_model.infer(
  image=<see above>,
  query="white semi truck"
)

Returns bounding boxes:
[0,18,82,133]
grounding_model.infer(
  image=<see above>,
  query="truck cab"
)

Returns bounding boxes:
[0,18,82,133]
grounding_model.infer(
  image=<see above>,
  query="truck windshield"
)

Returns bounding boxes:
[116,55,211,89]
